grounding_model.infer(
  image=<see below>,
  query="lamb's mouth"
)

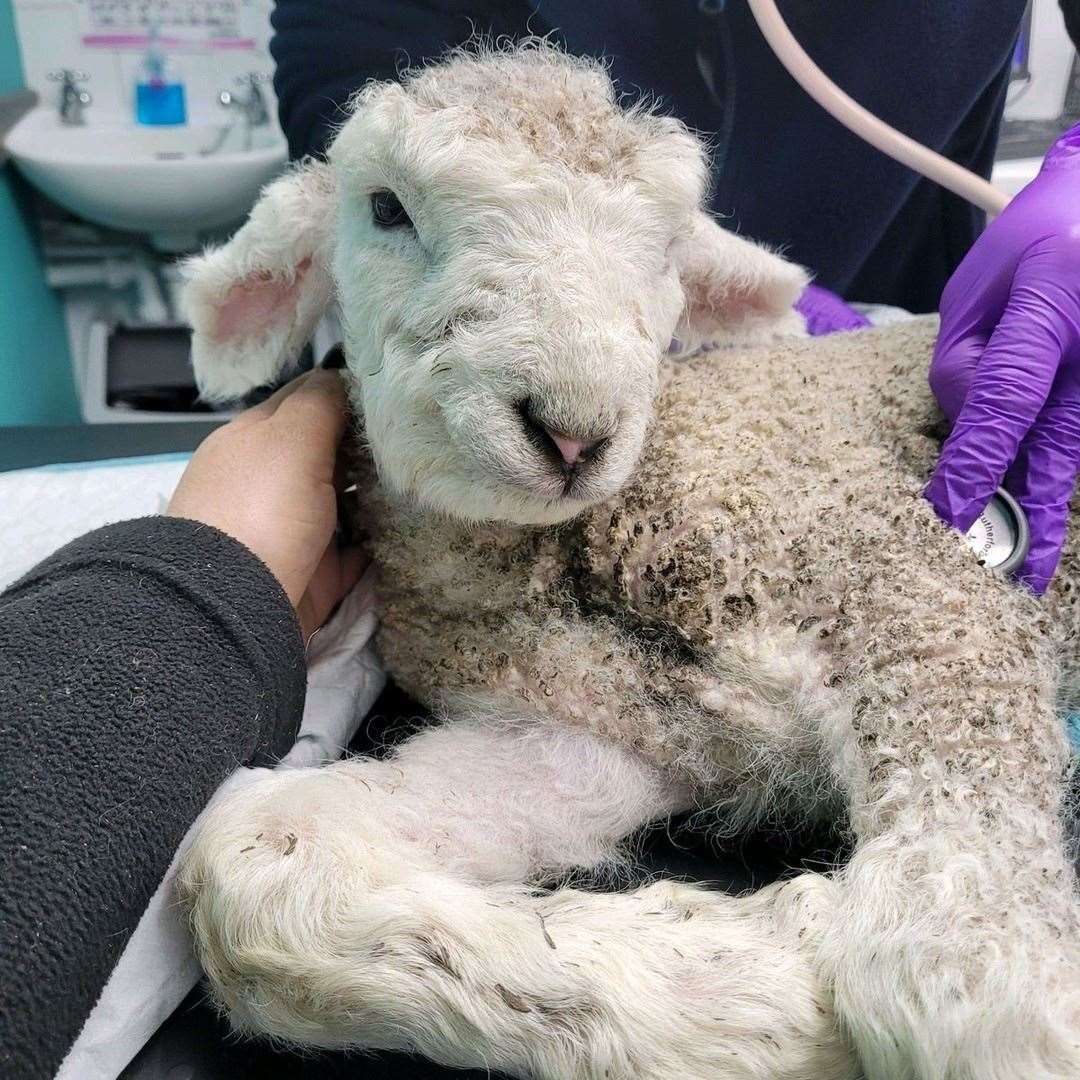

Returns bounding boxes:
[489,451,626,511]
[461,442,611,508]
[501,473,600,504]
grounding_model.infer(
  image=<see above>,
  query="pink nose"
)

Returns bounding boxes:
[544,427,598,467]
[518,399,609,471]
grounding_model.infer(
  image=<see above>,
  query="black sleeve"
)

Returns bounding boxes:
[1063,0,1080,50]
[0,516,307,1080]
[269,0,535,160]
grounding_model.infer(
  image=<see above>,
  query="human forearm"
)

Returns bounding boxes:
[0,516,305,1079]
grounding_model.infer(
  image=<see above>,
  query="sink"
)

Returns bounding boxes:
[6,110,287,250]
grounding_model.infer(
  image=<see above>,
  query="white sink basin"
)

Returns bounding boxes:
[6,110,287,249]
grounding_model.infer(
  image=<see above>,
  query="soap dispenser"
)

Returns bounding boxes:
[135,27,187,125]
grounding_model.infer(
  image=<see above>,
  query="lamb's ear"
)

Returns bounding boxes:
[670,211,809,356]
[181,160,337,403]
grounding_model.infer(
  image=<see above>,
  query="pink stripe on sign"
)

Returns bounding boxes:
[81,34,257,50]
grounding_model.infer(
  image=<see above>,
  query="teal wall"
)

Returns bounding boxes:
[0,0,79,425]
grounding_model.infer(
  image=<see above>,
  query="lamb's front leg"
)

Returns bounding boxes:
[817,536,1080,1080]
[178,719,856,1079]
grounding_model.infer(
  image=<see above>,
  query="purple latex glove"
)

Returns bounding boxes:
[925,122,1080,593]
[795,283,872,336]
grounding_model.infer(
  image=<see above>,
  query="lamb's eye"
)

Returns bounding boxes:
[370,190,412,229]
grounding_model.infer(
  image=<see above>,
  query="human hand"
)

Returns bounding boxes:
[794,283,871,336]
[167,369,365,638]
[925,123,1080,593]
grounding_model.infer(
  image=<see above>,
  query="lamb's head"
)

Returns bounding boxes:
[184,43,808,525]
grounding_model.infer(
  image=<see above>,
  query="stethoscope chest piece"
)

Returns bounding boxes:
[964,488,1030,576]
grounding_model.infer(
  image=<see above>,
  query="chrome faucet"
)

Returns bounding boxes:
[50,69,92,126]
[218,73,271,133]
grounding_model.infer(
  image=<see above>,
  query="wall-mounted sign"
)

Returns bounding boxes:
[79,0,257,50]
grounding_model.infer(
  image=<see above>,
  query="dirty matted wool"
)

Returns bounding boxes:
[360,317,1072,835]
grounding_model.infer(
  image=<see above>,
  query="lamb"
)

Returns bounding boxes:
[175,42,1080,1079]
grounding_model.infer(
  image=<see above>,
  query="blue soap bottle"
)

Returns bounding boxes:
[136,28,187,125]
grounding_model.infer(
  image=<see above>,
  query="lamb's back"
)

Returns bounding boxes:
[574,318,953,647]
[362,318,1026,717]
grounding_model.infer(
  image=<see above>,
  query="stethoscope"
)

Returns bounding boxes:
[966,489,1030,576]
[744,1,1027,575]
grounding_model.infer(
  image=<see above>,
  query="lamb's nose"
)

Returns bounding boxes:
[519,400,607,470]
[544,427,598,467]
